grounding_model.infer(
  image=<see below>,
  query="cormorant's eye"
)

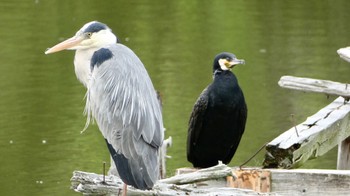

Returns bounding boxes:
[226,57,231,61]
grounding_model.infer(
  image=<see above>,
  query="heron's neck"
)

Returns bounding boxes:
[74,48,97,87]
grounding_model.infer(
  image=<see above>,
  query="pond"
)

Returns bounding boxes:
[1,0,350,195]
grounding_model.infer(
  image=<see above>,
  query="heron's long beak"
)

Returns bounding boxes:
[45,36,83,54]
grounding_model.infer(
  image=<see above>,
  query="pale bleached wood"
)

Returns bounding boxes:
[337,47,350,63]
[278,76,350,99]
[263,97,350,168]
[159,136,172,178]
[337,136,350,170]
[231,168,350,196]
[71,170,123,195]
[71,167,350,195]
[158,162,233,185]
[269,169,350,196]
[71,163,268,196]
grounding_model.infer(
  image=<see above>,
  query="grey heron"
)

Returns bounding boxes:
[45,21,164,193]
[187,52,247,168]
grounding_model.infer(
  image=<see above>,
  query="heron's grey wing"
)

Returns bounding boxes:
[86,44,163,189]
[187,87,209,163]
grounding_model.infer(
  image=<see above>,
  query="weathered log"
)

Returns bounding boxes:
[229,168,271,193]
[278,76,350,99]
[337,136,350,170]
[230,168,350,195]
[159,136,172,178]
[71,170,123,195]
[263,97,350,168]
[71,167,350,195]
[269,169,350,196]
[337,47,350,63]
[71,163,266,195]
[159,162,233,185]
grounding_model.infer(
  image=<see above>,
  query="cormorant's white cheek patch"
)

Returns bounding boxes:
[218,59,229,70]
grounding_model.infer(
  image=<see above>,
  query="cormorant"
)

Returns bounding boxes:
[187,52,247,168]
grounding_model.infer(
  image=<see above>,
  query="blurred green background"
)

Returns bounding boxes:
[1,0,350,195]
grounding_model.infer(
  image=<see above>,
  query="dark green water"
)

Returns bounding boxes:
[1,0,350,195]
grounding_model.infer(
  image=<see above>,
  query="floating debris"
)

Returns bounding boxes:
[259,48,267,53]
[36,180,43,184]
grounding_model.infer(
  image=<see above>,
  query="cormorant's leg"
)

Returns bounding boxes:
[122,183,127,196]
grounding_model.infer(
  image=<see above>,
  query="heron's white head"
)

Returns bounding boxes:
[45,21,117,54]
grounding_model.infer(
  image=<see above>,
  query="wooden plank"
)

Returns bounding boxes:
[263,97,350,168]
[338,47,350,63]
[228,168,350,195]
[269,169,350,196]
[160,136,172,178]
[71,163,268,195]
[337,136,350,169]
[228,169,271,193]
[278,76,350,99]
[158,162,233,185]
[71,167,350,195]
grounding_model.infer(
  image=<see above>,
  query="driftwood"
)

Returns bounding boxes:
[263,96,350,168]
[269,169,350,196]
[230,168,350,195]
[159,162,233,185]
[71,166,350,196]
[337,47,350,63]
[159,136,172,178]
[278,76,350,99]
[71,163,267,195]
[337,136,350,169]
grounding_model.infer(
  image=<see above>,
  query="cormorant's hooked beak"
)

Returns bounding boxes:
[45,36,84,54]
[227,58,245,68]
[218,57,245,70]
[230,58,245,66]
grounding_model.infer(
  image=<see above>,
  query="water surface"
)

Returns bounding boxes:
[1,0,350,195]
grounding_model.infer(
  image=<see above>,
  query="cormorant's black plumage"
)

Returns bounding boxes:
[187,52,247,168]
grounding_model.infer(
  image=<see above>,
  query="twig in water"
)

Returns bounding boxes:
[291,114,299,137]
[239,142,267,169]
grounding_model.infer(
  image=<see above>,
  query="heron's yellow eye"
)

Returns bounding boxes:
[86,32,92,38]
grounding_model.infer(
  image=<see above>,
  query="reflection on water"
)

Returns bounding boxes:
[1,0,350,195]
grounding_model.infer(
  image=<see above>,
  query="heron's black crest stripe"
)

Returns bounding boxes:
[83,22,108,33]
[105,140,148,190]
[91,48,113,71]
